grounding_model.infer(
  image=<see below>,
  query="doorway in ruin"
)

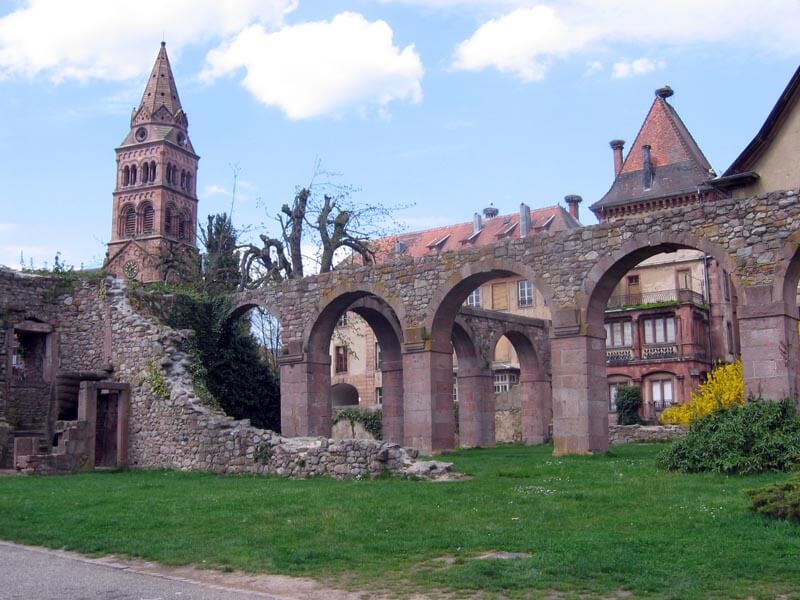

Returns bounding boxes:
[79,381,129,469]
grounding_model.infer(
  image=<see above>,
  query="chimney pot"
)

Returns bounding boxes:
[519,203,531,238]
[564,195,582,221]
[610,139,625,176]
[473,212,482,234]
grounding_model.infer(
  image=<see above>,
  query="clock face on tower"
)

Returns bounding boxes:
[123,259,140,280]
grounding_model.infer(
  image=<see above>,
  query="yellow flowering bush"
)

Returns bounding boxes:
[659,360,745,426]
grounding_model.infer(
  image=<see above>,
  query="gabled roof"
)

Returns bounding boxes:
[371,205,579,262]
[722,65,800,177]
[591,87,713,214]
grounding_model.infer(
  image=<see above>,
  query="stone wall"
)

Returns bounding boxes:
[609,424,687,444]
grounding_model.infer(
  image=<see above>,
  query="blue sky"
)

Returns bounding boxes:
[1,0,798,270]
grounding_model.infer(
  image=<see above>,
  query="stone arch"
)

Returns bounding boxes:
[774,229,800,312]
[451,318,493,447]
[487,325,551,444]
[582,231,735,328]
[284,288,405,440]
[331,383,359,406]
[426,258,553,353]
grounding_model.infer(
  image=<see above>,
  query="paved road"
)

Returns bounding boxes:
[0,542,282,600]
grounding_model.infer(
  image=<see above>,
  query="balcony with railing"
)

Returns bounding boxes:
[606,347,634,363]
[641,344,678,360]
[606,288,706,311]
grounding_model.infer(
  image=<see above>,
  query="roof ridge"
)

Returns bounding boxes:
[393,205,560,239]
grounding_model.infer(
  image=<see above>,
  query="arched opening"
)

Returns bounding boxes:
[150,161,156,182]
[130,164,137,185]
[142,162,150,183]
[140,203,154,234]
[451,319,494,448]
[293,291,405,442]
[119,204,136,238]
[166,163,173,184]
[422,263,552,451]
[489,329,550,445]
[584,236,739,437]
[331,383,359,406]
[122,165,130,187]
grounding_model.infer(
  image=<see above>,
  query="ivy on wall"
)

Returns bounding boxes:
[333,408,383,440]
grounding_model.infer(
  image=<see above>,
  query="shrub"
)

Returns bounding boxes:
[747,474,800,522]
[660,361,744,426]
[615,385,642,425]
[657,397,800,474]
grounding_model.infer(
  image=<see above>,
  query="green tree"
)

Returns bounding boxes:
[615,385,642,425]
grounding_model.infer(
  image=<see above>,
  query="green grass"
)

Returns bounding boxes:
[1,443,798,599]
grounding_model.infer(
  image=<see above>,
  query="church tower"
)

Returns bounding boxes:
[105,42,199,283]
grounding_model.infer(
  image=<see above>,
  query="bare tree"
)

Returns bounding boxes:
[239,167,408,289]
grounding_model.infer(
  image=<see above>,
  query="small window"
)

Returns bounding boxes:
[337,313,348,327]
[466,288,481,308]
[723,269,731,301]
[452,381,458,402]
[627,275,639,286]
[677,269,692,290]
[122,165,130,186]
[492,283,508,310]
[150,161,157,182]
[493,372,519,393]
[375,343,382,370]
[142,162,150,183]
[375,387,383,404]
[518,280,534,307]
[335,346,348,373]
[130,164,137,185]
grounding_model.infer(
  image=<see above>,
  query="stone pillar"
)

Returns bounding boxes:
[457,369,494,448]
[380,361,404,445]
[402,348,455,453]
[278,355,332,438]
[739,286,800,401]
[520,374,551,445]
[550,317,608,455]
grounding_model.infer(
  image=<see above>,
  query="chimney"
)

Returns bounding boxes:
[394,240,407,254]
[610,139,625,176]
[483,204,499,219]
[564,195,582,221]
[642,144,654,189]
[473,212,482,235]
[519,203,531,237]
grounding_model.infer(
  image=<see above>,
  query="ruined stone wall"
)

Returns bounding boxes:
[103,281,448,479]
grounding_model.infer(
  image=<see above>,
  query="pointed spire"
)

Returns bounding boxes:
[132,42,185,128]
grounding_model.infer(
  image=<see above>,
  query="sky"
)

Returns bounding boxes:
[0,0,799,270]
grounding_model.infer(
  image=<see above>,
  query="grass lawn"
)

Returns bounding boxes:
[1,442,799,599]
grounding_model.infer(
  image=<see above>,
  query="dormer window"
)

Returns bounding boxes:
[426,234,450,250]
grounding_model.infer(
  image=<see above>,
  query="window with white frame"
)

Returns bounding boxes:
[518,280,534,307]
[466,287,481,308]
[493,372,519,393]
[337,313,348,327]
[643,316,676,344]
[605,320,632,348]
[452,381,458,402]
[375,387,383,404]
[375,343,382,370]
[650,378,674,411]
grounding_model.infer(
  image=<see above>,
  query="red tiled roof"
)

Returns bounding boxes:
[370,205,579,263]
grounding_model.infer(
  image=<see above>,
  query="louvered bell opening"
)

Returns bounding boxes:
[142,205,155,234]
[124,208,136,237]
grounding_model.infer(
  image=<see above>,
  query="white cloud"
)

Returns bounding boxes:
[453,6,590,82]
[612,58,665,79]
[201,12,423,119]
[452,0,800,81]
[0,0,297,82]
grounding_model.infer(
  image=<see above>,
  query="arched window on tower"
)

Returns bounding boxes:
[171,166,178,186]
[130,164,138,185]
[142,162,150,184]
[150,161,156,182]
[166,163,172,185]
[185,173,193,194]
[141,203,155,234]
[180,170,186,190]
[120,204,136,238]
[165,204,176,237]
[178,211,187,240]
[122,166,130,186]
